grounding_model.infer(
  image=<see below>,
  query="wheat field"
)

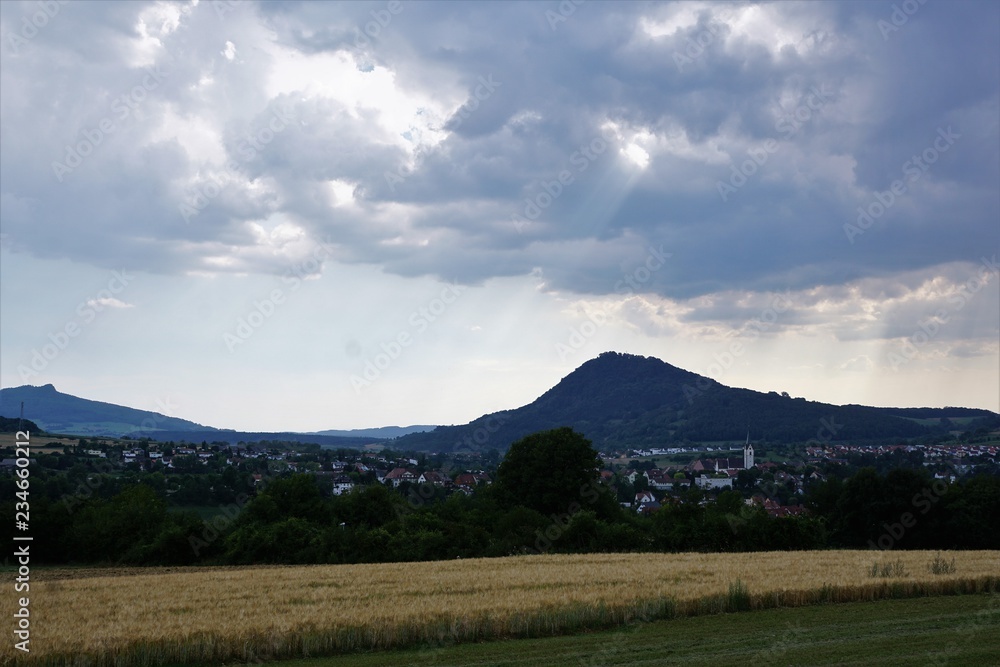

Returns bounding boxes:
[4,550,998,666]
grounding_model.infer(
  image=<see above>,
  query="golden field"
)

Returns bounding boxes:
[4,550,998,666]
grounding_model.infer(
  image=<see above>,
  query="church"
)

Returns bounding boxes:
[743,431,755,469]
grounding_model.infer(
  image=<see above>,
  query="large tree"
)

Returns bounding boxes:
[495,427,603,517]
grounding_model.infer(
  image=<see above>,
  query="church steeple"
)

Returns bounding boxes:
[743,428,754,469]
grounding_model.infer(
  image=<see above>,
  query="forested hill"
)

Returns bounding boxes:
[394,352,997,452]
[0,384,211,437]
[0,416,41,433]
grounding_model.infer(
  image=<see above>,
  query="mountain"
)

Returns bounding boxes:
[0,384,212,437]
[119,429,383,448]
[0,385,385,447]
[3,353,994,450]
[393,351,998,452]
[312,425,437,439]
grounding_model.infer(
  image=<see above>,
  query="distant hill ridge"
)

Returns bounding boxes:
[0,384,211,436]
[391,352,998,452]
[1,353,995,448]
[311,425,437,439]
[0,385,382,446]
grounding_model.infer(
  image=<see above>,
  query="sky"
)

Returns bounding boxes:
[1,0,998,432]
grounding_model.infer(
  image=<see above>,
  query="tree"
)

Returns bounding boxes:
[494,427,602,517]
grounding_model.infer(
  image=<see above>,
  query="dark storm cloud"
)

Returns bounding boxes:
[1,1,997,302]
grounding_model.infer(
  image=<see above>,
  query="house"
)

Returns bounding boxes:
[384,467,418,487]
[634,492,660,514]
[713,457,744,472]
[454,472,491,489]
[332,475,355,496]
[644,468,672,490]
[418,471,449,486]
[767,504,806,518]
[637,501,662,514]
[634,491,656,505]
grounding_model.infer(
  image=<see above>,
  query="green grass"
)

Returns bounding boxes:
[260,594,999,667]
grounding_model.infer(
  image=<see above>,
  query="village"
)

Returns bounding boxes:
[6,433,995,521]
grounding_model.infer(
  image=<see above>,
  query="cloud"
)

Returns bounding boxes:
[0,0,996,342]
[85,297,134,310]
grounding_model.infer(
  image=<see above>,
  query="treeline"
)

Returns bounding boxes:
[0,417,40,432]
[806,468,1000,550]
[3,467,998,568]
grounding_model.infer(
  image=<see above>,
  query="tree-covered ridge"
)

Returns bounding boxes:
[0,416,40,433]
[2,352,995,449]
[395,352,992,451]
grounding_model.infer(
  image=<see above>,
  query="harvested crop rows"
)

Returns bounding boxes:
[5,550,998,666]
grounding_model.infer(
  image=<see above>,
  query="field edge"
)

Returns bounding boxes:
[18,574,1000,667]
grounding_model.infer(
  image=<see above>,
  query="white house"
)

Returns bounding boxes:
[332,475,355,496]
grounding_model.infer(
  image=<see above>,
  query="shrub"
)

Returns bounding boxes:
[869,558,907,578]
[928,552,957,575]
